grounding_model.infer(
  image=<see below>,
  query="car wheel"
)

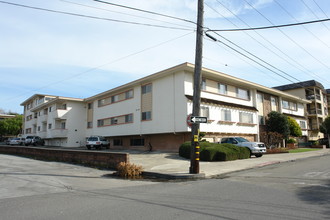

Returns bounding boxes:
[86,146,91,150]
[255,154,263,158]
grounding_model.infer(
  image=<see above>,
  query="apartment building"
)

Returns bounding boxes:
[21,94,86,147]
[274,80,328,141]
[327,89,330,115]
[83,63,309,151]
[21,63,310,151]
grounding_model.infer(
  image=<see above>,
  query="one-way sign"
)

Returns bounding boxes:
[190,116,208,124]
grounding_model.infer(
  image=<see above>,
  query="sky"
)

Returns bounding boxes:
[1,0,330,114]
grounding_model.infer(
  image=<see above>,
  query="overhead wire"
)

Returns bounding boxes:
[205,1,303,84]
[242,0,330,72]
[0,0,193,31]
[93,0,197,25]
[60,0,195,30]
[4,31,195,101]
[300,0,330,32]
[215,0,330,86]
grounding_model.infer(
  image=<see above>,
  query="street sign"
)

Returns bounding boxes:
[189,116,208,124]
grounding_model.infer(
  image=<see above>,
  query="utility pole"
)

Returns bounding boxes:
[190,0,204,174]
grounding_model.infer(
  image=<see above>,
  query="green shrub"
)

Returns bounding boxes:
[287,138,296,144]
[179,142,250,161]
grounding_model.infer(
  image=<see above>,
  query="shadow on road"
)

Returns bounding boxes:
[296,179,330,216]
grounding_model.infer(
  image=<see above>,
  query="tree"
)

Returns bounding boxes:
[287,116,302,137]
[266,111,290,139]
[320,116,330,147]
[0,115,23,136]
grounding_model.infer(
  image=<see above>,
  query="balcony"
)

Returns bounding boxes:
[50,129,68,138]
[50,109,68,119]
[307,109,322,115]
[306,94,321,101]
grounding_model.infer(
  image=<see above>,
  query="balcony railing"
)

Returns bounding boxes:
[306,94,321,101]
[307,109,322,115]
[50,129,68,138]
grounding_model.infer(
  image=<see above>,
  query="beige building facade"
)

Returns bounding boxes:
[21,63,310,151]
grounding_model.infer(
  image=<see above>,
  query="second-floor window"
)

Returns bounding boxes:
[218,83,227,95]
[236,88,250,100]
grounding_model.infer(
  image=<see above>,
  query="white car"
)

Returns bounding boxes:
[86,136,109,150]
[9,137,25,145]
[220,137,266,157]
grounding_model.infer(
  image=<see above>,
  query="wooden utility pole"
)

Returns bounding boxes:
[190,0,204,174]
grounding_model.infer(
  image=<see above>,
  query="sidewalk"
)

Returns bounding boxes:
[129,148,330,180]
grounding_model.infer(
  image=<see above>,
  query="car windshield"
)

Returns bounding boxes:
[236,137,249,143]
[88,137,98,141]
[12,138,19,140]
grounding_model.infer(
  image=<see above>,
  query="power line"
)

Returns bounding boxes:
[61,0,194,30]
[208,0,330,86]
[0,0,193,31]
[242,0,330,72]
[300,0,330,32]
[205,33,296,83]
[207,17,330,32]
[4,31,194,102]
[93,0,197,25]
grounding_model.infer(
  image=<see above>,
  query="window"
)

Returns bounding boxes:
[114,139,123,146]
[111,95,119,103]
[88,103,93,109]
[236,88,250,100]
[300,121,306,129]
[97,120,104,127]
[111,117,118,125]
[87,122,93,128]
[125,90,133,99]
[221,109,231,121]
[282,100,297,111]
[201,79,206,90]
[289,102,297,111]
[98,99,105,107]
[271,97,278,111]
[44,108,48,115]
[38,126,40,131]
[61,122,66,129]
[49,107,52,112]
[142,84,152,94]
[282,100,289,109]
[239,112,253,124]
[48,123,52,129]
[200,106,209,118]
[130,138,145,146]
[218,83,227,95]
[142,111,152,121]
[125,114,133,123]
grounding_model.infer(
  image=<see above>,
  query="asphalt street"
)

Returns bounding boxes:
[0,153,329,219]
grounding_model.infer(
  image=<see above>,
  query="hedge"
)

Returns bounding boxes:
[179,142,250,161]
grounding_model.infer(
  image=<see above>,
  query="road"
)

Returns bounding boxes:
[0,154,329,220]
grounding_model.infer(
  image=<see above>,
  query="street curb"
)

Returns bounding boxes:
[142,171,205,180]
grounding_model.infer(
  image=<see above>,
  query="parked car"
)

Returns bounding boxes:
[86,136,109,150]
[9,137,25,145]
[5,138,13,145]
[24,136,45,146]
[220,137,266,157]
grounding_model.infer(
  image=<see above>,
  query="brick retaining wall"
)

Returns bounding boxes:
[0,146,129,170]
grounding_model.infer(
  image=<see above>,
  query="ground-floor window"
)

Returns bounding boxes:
[113,139,123,146]
[130,138,145,146]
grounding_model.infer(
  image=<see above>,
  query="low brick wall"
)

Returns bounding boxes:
[0,146,129,170]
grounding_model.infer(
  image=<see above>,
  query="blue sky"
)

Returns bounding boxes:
[1,0,330,114]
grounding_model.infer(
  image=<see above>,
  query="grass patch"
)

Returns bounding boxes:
[288,148,321,153]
